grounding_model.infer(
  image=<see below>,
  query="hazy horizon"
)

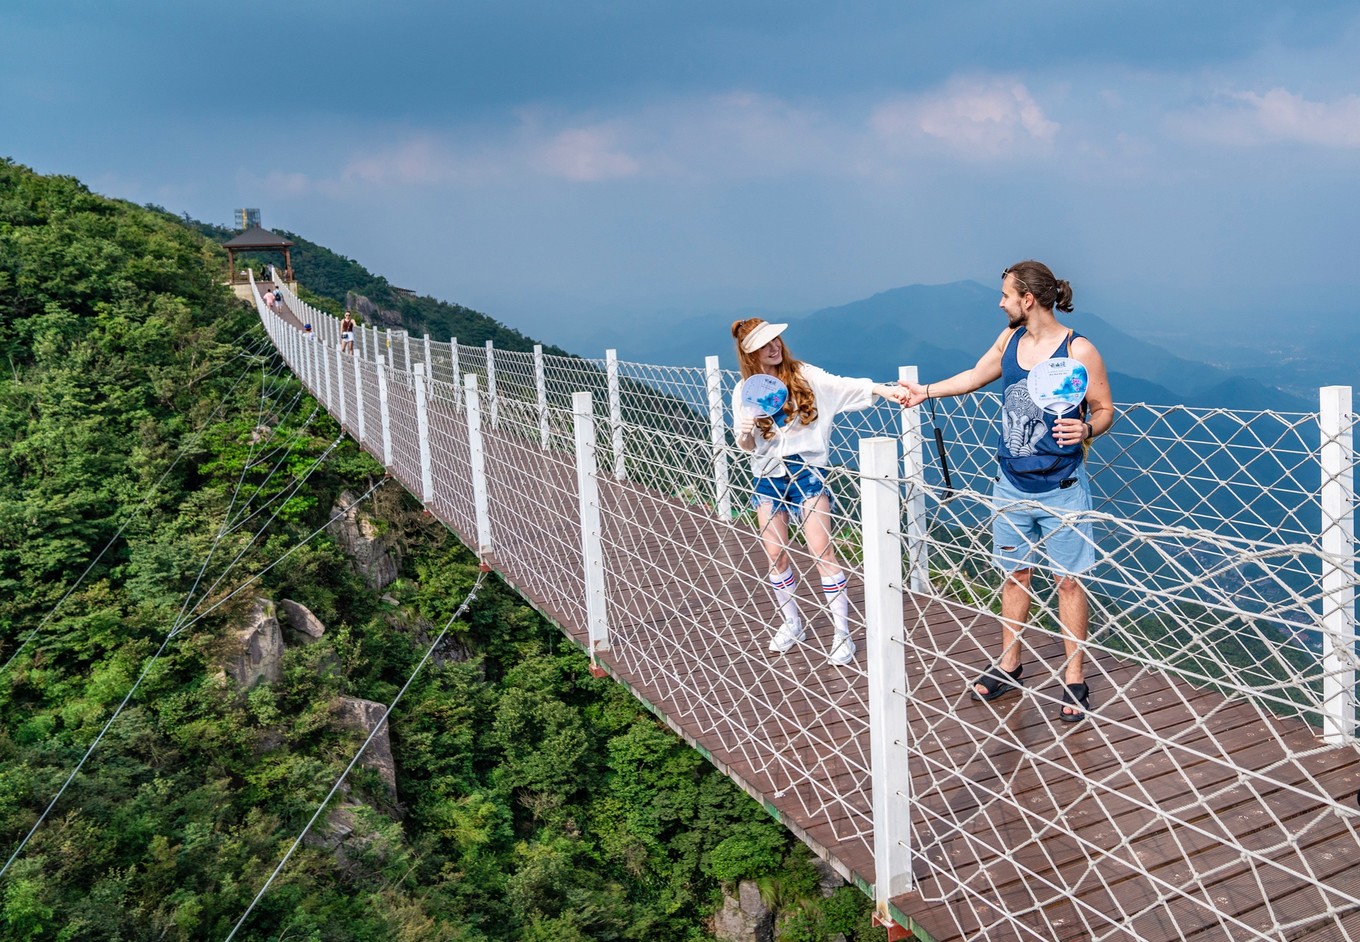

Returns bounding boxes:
[3,2,1356,360]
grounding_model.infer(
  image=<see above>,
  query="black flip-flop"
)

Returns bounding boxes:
[970,664,1023,702]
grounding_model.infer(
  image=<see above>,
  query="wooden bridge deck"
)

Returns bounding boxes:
[272,293,1360,942]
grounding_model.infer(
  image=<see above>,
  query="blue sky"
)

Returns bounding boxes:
[3,1,1358,353]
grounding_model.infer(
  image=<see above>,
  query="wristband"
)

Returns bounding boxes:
[1083,421,1094,439]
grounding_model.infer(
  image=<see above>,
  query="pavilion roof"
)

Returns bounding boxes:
[222,226,295,249]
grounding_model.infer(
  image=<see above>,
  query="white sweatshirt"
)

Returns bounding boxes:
[731,364,878,478]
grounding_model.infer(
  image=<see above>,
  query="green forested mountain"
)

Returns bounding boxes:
[184,218,569,357]
[0,159,878,941]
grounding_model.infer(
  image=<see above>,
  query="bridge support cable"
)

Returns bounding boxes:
[0,367,361,881]
[223,567,490,942]
[1320,384,1356,744]
[0,333,279,676]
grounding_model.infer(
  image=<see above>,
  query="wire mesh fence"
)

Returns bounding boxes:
[256,294,1360,942]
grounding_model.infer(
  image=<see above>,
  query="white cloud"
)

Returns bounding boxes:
[534,127,639,181]
[1169,87,1360,149]
[263,170,312,196]
[870,79,1060,158]
[337,136,505,187]
[306,78,1066,196]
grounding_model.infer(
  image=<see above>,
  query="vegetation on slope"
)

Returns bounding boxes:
[0,159,879,941]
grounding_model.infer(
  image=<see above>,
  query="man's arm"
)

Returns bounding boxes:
[900,329,1012,407]
[1073,336,1113,438]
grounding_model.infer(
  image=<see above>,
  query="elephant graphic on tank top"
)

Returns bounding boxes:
[1002,382,1048,458]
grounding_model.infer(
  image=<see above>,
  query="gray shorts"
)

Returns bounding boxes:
[990,463,1096,575]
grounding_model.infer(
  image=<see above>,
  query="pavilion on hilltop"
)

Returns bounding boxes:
[223,226,295,285]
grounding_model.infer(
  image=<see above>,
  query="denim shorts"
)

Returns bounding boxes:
[751,460,832,521]
[990,462,1096,575]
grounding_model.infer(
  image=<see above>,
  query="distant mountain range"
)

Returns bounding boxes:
[579,281,1327,413]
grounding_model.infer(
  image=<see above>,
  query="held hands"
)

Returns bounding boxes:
[889,381,929,408]
[871,382,914,407]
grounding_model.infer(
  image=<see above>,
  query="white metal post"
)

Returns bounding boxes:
[402,332,412,374]
[335,347,347,428]
[360,325,369,361]
[423,333,432,375]
[486,340,498,429]
[450,338,462,413]
[705,356,731,520]
[861,436,913,910]
[573,391,611,659]
[377,361,393,469]
[464,374,493,555]
[321,334,334,409]
[414,363,434,506]
[534,344,550,449]
[606,349,625,480]
[352,351,366,444]
[1320,385,1356,743]
[899,365,929,593]
[386,329,395,370]
[295,329,306,387]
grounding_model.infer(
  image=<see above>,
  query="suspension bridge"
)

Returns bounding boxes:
[254,272,1359,942]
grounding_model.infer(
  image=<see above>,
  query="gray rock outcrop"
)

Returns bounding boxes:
[224,598,284,688]
[279,599,326,644]
[812,856,845,897]
[712,880,774,942]
[328,491,400,590]
[344,291,403,327]
[332,696,398,801]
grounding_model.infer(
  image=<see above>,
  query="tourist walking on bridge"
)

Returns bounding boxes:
[731,318,906,665]
[340,311,356,354]
[900,261,1113,721]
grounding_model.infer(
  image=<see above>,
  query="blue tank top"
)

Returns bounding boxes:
[996,328,1087,493]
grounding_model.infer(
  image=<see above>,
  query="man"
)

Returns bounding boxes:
[901,260,1113,722]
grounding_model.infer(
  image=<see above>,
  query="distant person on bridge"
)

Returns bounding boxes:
[900,261,1113,722]
[732,318,908,666]
[340,311,356,354]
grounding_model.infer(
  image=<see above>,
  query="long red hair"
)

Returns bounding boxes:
[731,318,817,440]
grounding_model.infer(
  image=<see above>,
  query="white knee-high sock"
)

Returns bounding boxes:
[769,567,801,627]
[822,572,849,635]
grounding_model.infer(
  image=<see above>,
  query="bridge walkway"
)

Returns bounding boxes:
[262,282,1360,942]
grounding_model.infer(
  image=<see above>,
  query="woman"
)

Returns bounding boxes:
[340,311,356,354]
[731,318,904,665]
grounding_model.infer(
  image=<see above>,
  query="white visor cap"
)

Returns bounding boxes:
[740,321,789,353]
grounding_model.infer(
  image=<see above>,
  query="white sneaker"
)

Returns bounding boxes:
[827,633,856,665]
[768,620,805,653]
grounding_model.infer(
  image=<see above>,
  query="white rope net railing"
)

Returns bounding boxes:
[251,284,1360,942]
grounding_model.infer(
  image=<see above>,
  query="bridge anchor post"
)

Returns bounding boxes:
[1320,384,1356,743]
[861,436,914,916]
[573,391,612,665]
